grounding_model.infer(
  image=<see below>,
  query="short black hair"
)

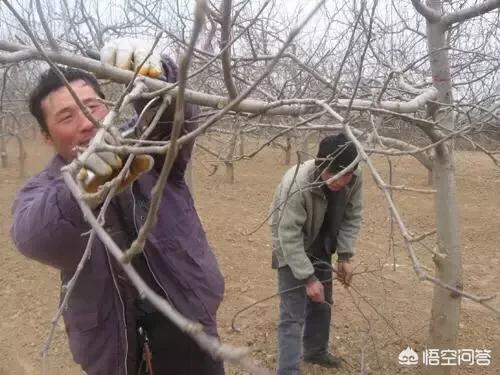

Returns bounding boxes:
[315,133,358,173]
[29,66,105,134]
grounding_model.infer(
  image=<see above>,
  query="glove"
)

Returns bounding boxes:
[85,37,160,197]
[100,38,162,77]
[77,131,154,195]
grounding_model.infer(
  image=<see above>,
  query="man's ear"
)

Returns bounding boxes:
[42,130,54,146]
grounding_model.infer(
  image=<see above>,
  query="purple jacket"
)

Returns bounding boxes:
[10,61,224,375]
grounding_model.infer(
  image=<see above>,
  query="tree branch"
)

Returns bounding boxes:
[441,0,500,28]
[35,0,59,51]
[60,171,271,373]
[0,41,439,117]
[220,0,238,99]
[1,0,100,128]
[410,0,442,23]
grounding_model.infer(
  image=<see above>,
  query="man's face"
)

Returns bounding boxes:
[320,169,353,191]
[41,79,108,161]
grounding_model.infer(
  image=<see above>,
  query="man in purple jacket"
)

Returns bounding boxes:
[10,39,225,375]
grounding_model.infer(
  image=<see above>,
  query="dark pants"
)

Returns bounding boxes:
[277,261,333,375]
[134,302,225,375]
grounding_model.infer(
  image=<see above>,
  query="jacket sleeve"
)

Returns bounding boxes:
[336,171,363,258]
[10,174,91,271]
[277,185,315,281]
[147,101,199,179]
[133,54,200,180]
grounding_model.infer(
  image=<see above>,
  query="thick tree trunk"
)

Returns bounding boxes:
[11,133,26,179]
[224,121,239,184]
[428,145,462,366]
[238,132,245,157]
[300,132,316,160]
[224,161,234,183]
[424,2,462,374]
[283,135,291,165]
[0,118,7,168]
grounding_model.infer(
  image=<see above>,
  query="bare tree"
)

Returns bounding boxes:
[1,0,499,374]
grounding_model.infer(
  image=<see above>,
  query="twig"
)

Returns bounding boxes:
[80,96,170,206]
[171,0,328,146]
[421,273,499,317]
[62,170,270,373]
[328,0,367,102]
[220,0,238,99]
[119,94,170,262]
[0,40,440,118]
[141,0,273,100]
[381,184,436,194]
[345,287,382,369]
[360,342,368,375]
[1,0,100,128]
[40,30,170,368]
[387,158,396,271]
[344,0,379,119]
[234,111,333,161]
[409,230,437,243]
[34,0,59,51]
[459,134,500,168]
[121,0,207,263]
[441,0,500,28]
[315,101,500,316]
[364,126,471,157]
[41,152,138,372]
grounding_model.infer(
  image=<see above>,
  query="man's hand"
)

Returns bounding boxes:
[77,131,154,195]
[336,259,354,287]
[306,279,325,303]
[100,38,162,77]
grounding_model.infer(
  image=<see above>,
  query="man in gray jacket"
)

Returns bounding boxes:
[270,133,363,374]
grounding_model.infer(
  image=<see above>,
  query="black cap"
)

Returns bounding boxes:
[315,133,358,173]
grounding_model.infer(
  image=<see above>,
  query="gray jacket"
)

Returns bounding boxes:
[270,159,363,280]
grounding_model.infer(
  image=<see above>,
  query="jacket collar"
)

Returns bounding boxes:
[45,154,67,179]
[303,161,326,199]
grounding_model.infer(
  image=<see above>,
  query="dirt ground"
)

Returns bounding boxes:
[0,136,499,375]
